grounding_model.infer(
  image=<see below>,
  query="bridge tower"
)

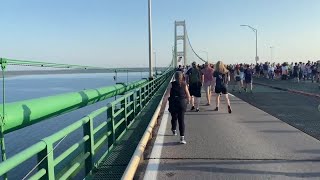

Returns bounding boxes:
[174,20,187,67]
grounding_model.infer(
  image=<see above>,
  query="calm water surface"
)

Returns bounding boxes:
[0,72,148,179]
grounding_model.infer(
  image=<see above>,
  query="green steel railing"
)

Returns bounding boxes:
[0,79,147,134]
[0,68,174,179]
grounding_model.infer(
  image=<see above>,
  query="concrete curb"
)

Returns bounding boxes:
[121,77,172,180]
[254,82,320,99]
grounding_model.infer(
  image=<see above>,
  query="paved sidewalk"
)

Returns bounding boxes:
[143,93,320,180]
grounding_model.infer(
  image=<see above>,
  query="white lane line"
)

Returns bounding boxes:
[143,102,170,180]
[228,93,235,97]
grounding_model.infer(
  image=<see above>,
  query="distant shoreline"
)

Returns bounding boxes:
[0,68,166,78]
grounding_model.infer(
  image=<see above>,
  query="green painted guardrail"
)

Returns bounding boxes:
[0,79,147,134]
[0,68,174,179]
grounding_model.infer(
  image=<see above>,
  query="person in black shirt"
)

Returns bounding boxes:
[168,71,191,144]
[293,62,300,83]
[186,62,204,112]
[244,65,253,92]
[255,63,261,77]
[213,61,232,113]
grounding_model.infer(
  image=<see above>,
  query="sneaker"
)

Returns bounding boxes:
[214,107,218,111]
[228,105,232,114]
[196,108,200,112]
[206,103,210,106]
[180,136,186,144]
[172,130,177,136]
[191,106,195,111]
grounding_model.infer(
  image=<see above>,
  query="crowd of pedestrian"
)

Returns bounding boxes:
[168,59,320,144]
[229,61,320,83]
[168,60,233,144]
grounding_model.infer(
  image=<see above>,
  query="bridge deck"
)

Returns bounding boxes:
[143,91,320,180]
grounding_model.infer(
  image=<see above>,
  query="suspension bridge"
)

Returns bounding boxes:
[0,20,204,180]
[0,20,320,180]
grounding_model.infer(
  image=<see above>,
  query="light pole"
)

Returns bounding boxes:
[270,46,274,64]
[153,50,157,75]
[240,24,258,64]
[200,50,209,62]
[148,0,153,80]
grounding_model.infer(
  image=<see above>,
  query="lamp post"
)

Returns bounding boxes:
[148,0,153,80]
[240,24,258,64]
[270,46,274,64]
[153,50,157,75]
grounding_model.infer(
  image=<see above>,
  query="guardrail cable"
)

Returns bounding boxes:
[21,135,68,180]
[1,57,167,73]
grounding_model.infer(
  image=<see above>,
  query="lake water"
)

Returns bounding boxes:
[0,72,149,179]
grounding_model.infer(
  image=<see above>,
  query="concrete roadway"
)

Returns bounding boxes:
[142,90,320,180]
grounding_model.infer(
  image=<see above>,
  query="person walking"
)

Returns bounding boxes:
[244,64,253,93]
[268,64,275,80]
[239,64,245,89]
[281,63,289,80]
[293,62,300,83]
[168,71,191,144]
[311,62,317,83]
[233,65,242,93]
[201,62,214,105]
[186,61,203,112]
[213,61,232,113]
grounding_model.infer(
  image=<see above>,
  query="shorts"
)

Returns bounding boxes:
[215,85,227,94]
[189,82,202,97]
[245,78,252,83]
[240,72,245,80]
[203,81,213,92]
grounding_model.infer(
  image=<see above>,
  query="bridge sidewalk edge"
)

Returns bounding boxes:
[121,76,173,180]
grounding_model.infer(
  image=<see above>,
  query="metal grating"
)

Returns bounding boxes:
[93,77,170,180]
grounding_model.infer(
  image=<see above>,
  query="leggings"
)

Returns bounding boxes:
[171,111,185,136]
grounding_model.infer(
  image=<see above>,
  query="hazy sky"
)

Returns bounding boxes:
[0,0,319,68]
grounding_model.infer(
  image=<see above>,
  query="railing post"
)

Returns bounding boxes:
[142,87,145,107]
[0,58,7,180]
[38,140,55,180]
[151,81,154,95]
[147,83,150,101]
[122,97,127,129]
[138,89,142,113]
[107,103,115,146]
[130,93,135,123]
[83,116,94,176]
